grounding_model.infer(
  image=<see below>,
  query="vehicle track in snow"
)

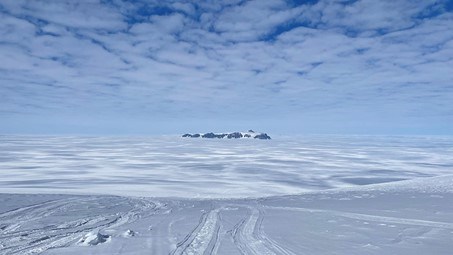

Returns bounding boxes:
[0,196,158,255]
[264,206,453,229]
[0,198,82,234]
[170,204,295,255]
[0,199,63,219]
[171,208,221,255]
[232,206,295,255]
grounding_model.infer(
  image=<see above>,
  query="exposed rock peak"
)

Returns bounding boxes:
[182,131,271,140]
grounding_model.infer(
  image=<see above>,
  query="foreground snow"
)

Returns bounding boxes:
[1,175,453,255]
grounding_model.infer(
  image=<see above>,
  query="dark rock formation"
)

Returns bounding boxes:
[182,131,270,139]
[254,133,271,140]
[202,133,228,138]
[227,132,243,139]
[202,132,216,138]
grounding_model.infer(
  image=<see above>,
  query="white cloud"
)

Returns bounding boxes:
[0,0,452,133]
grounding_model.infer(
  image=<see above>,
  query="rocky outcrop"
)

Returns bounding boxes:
[227,132,243,139]
[202,133,228,138]
[182,131,271,139]
[202,132,216,138]
[253,133,271,140]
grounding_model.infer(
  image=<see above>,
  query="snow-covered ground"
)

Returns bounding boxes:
[1,135,453,198]
[1,135,453,254]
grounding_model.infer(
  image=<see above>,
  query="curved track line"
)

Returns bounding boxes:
[255,209,296,255]
[172,209,221,255]
[232,206,295,255]
[0,199,63,219]
[0,197,158,255]
[264,206,453,229]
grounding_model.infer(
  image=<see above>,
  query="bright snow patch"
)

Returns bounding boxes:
[78,232,111,246]
[122,229,135,238]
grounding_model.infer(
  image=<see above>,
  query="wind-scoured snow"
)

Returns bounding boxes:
[1,135,453,254]
[1,135,453,198]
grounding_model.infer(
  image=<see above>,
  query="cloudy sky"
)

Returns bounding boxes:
[1,0,452,135]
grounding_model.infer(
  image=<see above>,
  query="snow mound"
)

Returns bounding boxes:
[122,229,135,238]
[78,232,111,246]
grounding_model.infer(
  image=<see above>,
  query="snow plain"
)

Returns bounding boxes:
[1,135,453,254]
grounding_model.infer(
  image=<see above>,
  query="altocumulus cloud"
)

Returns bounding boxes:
[0,0,452,134]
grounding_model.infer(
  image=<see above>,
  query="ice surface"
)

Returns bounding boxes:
[1,135,453,254]
[1,135,452,198]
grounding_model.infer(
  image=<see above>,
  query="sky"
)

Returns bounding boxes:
[0,0,452,135]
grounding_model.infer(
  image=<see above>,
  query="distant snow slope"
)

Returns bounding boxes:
[1,175,453,255]
[1,135,453,254]
[1,135,453,198]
